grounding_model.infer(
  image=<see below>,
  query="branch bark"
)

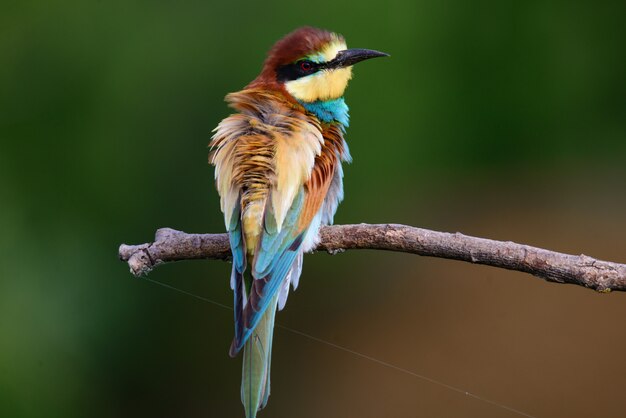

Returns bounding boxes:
[118,223,626,292]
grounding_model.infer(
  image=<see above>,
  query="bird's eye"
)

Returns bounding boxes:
[300,61,313,71]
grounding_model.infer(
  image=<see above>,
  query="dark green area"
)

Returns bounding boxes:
[1,1,625,417]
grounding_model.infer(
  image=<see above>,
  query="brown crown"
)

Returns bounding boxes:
[248,27,342,90]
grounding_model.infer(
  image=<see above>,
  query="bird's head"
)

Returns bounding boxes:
[250,27,388,103]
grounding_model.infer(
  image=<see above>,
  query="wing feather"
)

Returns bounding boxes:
[211,88,350,356]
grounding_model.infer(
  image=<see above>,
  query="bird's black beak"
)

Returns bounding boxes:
[326,48,389,69]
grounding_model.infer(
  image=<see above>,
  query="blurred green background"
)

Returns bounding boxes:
[1,1,625,417]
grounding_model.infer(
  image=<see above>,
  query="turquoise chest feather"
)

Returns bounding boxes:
[299,98,350,130]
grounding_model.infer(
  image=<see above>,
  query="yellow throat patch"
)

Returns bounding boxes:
[285,38,353,103]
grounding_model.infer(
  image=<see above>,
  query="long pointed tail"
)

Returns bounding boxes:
[241,295,278,418]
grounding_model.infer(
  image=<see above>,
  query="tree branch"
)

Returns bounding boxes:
[118,223,626,292]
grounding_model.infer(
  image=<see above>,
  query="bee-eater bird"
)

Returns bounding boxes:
[209,27,387,417]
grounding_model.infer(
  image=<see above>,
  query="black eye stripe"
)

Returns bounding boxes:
[276,60,321,82]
